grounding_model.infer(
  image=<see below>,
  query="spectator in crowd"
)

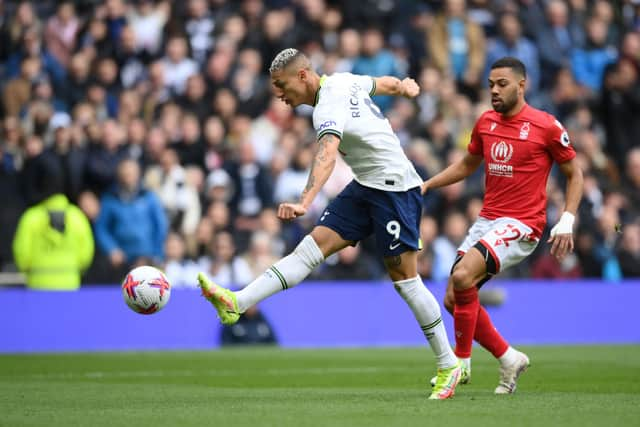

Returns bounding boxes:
[205,199,232,235]
[178,73,210,122]
[3,57,40,117]
[127,0,169,56]
[241,231,279,279]
[20,134,49,205]
[163,231,200,288]
[617,222,640,277]
[486,12,540,93]
[76,189,115,284]
[432,211,469,282]
[0,122,25,269]
[536,0,585,86]
[202,115,228,174]
[201,230,252,289]
[601,58,640,169]
[45,112,86,202]
[85,120,125,194]
[172,112,205,168]
[429,0,486,99]
[352,27,405,111]
[593,204,623,281]
[620,30,640,67]
[591,0,620,47]
[12,154,94,290]
[317,244,383,281]
[571,17,618,93]
[104,0,128,48]
[623,148,640,217]
[417,215,439,280]
[192,216,214,260]
[183,0,216,66]
[59,52,91,109]
[44,1,79,69]
[531,250,582,279]
[219,305,278,346]
[114,25,147,90]
[574,224,603,278]
[6,27,66,88]
[7,1,41,52]
[94,158,168,281]
[162,35,198,96]
[334,28,361,73]
[144,147,201,240]
[226,140,274,236]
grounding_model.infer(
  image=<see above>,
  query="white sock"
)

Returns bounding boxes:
[459,357,471,372]
[236,235,325,312]
[498,346,518,367]
[394,276,458,369]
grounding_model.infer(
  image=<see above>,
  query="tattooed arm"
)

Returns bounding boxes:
[277,133,340,220]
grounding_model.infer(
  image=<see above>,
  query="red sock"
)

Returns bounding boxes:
[474,305,509,358]
[453,287,479,358]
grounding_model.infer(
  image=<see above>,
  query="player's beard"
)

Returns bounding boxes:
[492,89,518,114]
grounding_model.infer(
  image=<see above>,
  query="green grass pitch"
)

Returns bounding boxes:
[1,345,639,427]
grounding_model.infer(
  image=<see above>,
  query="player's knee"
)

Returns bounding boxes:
[450,266,474,290]
[293,235,325,270]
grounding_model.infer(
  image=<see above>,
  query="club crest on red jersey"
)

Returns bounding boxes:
[519,122,530,139]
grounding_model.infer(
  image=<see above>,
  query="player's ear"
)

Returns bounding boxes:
[298,68,307,81]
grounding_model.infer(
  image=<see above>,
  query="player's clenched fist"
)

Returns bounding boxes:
[401,78,420,98]
[278,202,307,220]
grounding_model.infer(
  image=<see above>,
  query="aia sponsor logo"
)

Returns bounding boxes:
[489,141,514,177]
[319,120,336,131]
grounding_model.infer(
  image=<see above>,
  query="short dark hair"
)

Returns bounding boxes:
[491,57,527,79]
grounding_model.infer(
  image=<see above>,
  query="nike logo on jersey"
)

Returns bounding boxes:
[490,122,497,131]
[389,241,401,250]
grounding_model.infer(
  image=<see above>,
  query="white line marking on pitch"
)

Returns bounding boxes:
[6,366,415,380]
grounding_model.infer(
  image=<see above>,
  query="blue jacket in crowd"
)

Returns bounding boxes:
[95,186,168,263]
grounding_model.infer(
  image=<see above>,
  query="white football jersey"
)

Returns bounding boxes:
[312,73,423,192]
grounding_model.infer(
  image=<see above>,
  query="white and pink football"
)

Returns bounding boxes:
[121,266,171,315]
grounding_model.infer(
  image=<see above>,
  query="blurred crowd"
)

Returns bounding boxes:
[1,0,639,289]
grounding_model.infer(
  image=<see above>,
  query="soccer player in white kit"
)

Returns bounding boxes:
[197,48,463,400]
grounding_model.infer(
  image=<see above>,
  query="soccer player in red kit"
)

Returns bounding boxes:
[423,57,584,394]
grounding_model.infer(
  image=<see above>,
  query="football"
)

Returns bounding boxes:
[121,265,171,315]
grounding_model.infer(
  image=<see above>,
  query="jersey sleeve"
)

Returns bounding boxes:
[467,119,483,155]
[352,74,376,97]
[546,118,576,163]
[312,85,348,141]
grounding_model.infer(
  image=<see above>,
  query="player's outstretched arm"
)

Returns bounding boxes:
[421,152,483,195]
[372,76,420,98]
[278,133,340,220]
[548,158,584,260]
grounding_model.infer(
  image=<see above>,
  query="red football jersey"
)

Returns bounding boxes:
[468,103,576,238]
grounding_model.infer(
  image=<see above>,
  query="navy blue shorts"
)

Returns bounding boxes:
[316,180,422,257]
